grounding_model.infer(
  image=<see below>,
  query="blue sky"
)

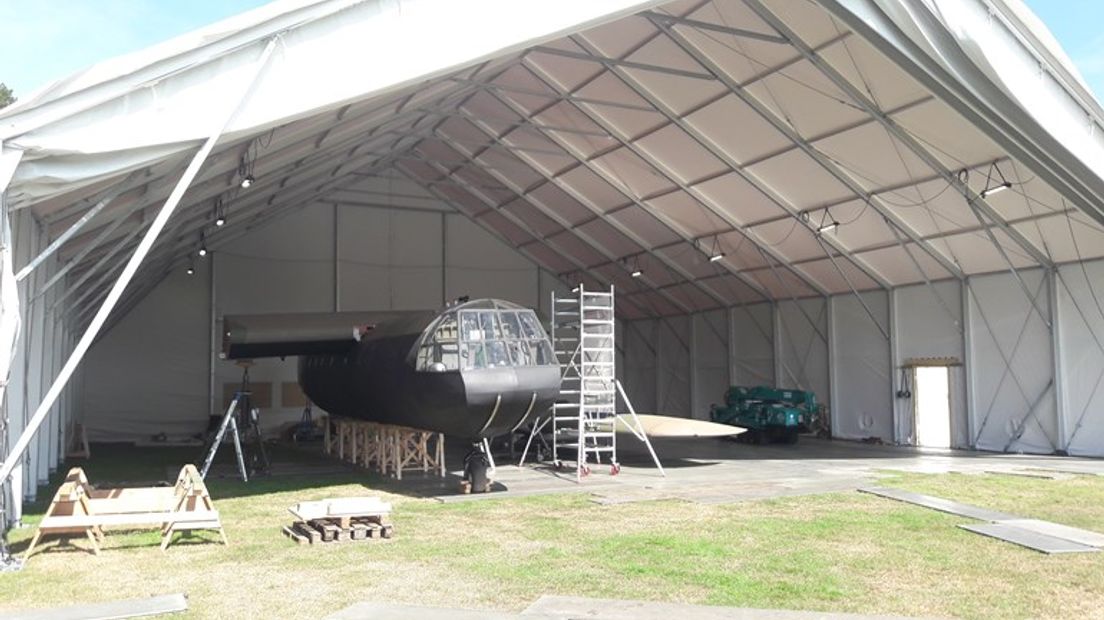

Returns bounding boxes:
[1022,0,1104,98]
[1,1,1102,101]
[0,1,270,97]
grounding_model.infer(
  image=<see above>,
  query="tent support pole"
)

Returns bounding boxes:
[772,301,782,387]
[962,278,976,448]
[0,37,278,487]
[827,296,839,438]
[14,173,138,282]
[815,237,889,340]
[1048,269,1067,453]
[889,287,901,444]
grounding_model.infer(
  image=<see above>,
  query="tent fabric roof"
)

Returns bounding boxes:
[2,0,1104,322]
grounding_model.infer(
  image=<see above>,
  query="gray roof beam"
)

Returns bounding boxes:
[404,158,661,317]
[654,15,960,284]
[744,0,1054,271]
[424,135,705,314]
[560,35,835,297]
[472,75,778,305]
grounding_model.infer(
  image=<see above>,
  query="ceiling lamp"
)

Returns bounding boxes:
[627,254,643,278]
[238,144,257,189]
[817,208,839,234]
[197,232,208,257]
[185,264,195,276]
[213,197,227,226]
[979,161,1012,199]
[706,235,724,262]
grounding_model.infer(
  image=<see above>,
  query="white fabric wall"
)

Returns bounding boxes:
[80,197,557,441]
[1055,259,1104,456]
[693,310,729,419]
[830,292,892,441]
[776,298,830,400]
[966,268,1058,454]
[5,208,80,504]
[214,205,336,436]
[657,316,691,418]
[730,302,774,387]
[339,206,445,311]
[84,268,211,442]
[445,215,539,308]
[621,319,657,414]
[893,281,968,447]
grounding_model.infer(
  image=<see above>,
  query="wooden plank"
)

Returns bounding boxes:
[997,519,1104,548]
[959,523,1101,554]
[858,487,1018,522]
[222,382,272,410]
[39,510,220,529]
[2,593,188,620]
[320,522,340,542]
[289,498,391,521]
[327,497,391,516]
[280,382,308,408]
[292,521,321,545]
[283,525,308,545]
[350,523,368,541]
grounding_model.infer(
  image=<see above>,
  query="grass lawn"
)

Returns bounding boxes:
[2,446,1103,619]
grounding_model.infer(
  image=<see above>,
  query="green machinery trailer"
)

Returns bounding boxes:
[709,386,819,444]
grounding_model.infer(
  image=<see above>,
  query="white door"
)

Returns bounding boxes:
[914,366,951,448]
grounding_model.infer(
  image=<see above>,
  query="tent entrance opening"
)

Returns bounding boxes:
[914,366,952,449]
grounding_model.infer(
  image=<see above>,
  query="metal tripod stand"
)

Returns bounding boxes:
[200,362,269,480]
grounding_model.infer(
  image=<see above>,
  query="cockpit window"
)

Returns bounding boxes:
[416,305,555,371]
[518,312,542,339]
[416,313,460,372]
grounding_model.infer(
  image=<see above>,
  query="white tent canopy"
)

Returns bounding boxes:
[3,0,1104,515]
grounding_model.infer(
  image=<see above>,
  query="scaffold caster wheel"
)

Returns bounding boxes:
[553,460,563,471]
[580,465,591,477]
[610,463,621,476]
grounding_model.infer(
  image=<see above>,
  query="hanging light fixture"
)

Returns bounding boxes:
[979,161,1012,199]
[817,208,839,234]
[197,231,208,257]
[707,235,724,262]
[627,254,643,278]
[237,143,256,189]
[185,263,195,276]
[213,197,226,227]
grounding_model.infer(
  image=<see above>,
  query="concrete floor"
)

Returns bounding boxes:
[399,436,1104,505]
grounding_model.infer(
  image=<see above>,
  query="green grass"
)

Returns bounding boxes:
[2,446,1103,619]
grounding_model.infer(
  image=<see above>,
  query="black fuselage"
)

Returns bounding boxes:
[294,303,561,439]
[298,333,560,439]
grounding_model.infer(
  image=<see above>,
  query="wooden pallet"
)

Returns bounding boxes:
[283,497,394,545]
[282,517,394,545]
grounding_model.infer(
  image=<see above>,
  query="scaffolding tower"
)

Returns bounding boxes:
[521,284,662,480]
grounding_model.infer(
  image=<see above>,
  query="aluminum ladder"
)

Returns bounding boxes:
[550,284,620,479]
[518,285,664,479]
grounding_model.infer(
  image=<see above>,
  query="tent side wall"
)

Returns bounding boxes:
[624,260,1104,457]
[6,208,81,507]
[76,190,571,458]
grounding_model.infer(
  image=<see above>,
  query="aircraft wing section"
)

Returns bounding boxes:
[221,311,417,359]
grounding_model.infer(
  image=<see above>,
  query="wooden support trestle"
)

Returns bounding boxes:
[25,464,226,559]
[323,417,445,479]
